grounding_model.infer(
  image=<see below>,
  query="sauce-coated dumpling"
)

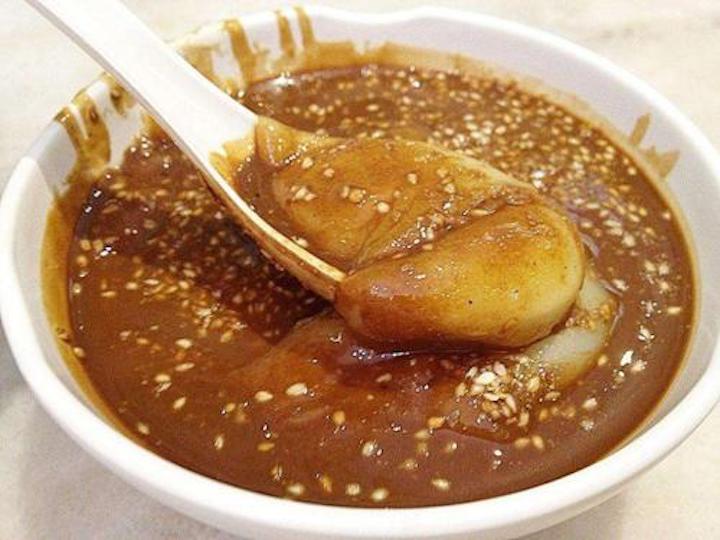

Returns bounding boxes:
[260,123,585,347]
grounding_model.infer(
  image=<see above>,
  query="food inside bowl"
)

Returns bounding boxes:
[43,15,695,508]
[239,117,587,349]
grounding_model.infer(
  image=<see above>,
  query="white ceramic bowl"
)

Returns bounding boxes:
[3,6,720,539]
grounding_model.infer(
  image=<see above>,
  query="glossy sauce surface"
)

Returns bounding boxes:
[56,64,694,507]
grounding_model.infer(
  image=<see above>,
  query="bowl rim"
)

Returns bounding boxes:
[3,5,720,538]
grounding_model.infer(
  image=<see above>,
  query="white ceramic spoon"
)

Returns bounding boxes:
[27,0,345,299]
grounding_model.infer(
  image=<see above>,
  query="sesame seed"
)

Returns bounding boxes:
[292,236,309,248]
[286,483,305,496]
[582,397,598,411]
[257,442,275,452]
[444,441,458,453]
[638,326,654,342]
[174,362,195,372]
[361,440,381,457]
[443,182,456,194]
[514,437,530,449]
[285,382,308,397]
[331,410,346,426]
[318,474,333,493]
[505,394,518,413]
[477,371,497,385]
[300,157,314,169]
[270,464,283,482]
[622,233,636,248]
[347,187,366,203]
[620,350,634,367]
[631,359,647,373]
[345,483,361,496]
[431,478,451,491]
[526,376,541,393]
[612,279,629,292]
[136,422,150,435]
[214,434,225,450]
[223,402,237,413]
[254,390,274,403]
[175,338,193,349]
[493,362,507,377]
[154,373,171,383]
[370,488,389,502]
[172,397,187,410]
[291,185,316,202]
[531,435,545,451]
[376,201,391,214]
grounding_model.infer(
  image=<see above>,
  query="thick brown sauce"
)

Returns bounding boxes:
[54,64,693,507]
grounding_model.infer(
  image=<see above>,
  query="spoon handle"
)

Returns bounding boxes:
[26,0,256,163]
